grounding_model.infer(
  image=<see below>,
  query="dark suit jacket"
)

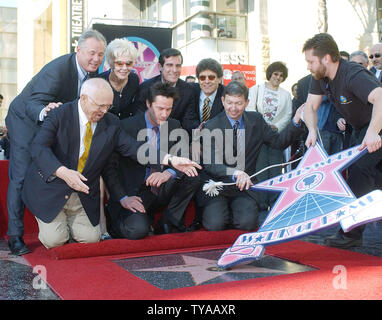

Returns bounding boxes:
[103,113,185,203]
[133,75,199,133]
[5,53,80,147]
[292,74,312,114]
[21,100,142,226]
[192,83,225,123]
[369,67,382,82]
[203,111,303,185]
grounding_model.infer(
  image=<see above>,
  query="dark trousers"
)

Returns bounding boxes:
[107,174,200,239]
[5,113,36,237]
[202,186,259,231]
[255,144,283,210]
[339,125,382,239]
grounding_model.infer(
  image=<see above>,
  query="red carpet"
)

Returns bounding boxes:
[3,160,382,300]
[23,233,382,300]
[0,160,39,238]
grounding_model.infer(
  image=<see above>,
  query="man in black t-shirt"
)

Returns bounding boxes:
[301,33,382,249]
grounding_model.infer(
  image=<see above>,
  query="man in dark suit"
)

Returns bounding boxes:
[133,48,199,134]
[5,29,107,255]
[21,79,201,249]
[369,43,382,81]
[201,81,303,231]
[103,82,200,238]
[190,58,225,230]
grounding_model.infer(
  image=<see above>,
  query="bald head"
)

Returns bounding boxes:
[80,78,113,123]
[80,78,113,98]
[370,43,382,70]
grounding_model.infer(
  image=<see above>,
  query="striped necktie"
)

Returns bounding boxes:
[201,97,211,122]
[78,121,93,173]
[149,126,160,195]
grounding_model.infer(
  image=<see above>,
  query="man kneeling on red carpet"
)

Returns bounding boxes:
[21,78,201,249]
[102,82,201,239]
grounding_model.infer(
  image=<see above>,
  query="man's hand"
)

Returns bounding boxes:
[55,166,89,194]
[165,155,202,177]
[44,102,62,117]
[359,130,382,153]
[337,118,347,131]
[293,104,305,124]
[146,171,172,188]
[234,170,253,191]
[120,196,146,213]
[305,130,318,148]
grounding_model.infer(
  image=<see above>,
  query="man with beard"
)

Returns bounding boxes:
[302,33,382,248]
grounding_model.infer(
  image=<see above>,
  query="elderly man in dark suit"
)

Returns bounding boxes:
[103,82,200,238]
[133,48,199,134]
[5,29,107,255]
[21,78,201,249]
[201,81,303,231]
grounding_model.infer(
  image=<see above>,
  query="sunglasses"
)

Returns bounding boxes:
[199,75,216,81]
[369,54,381,59]
[114,60,134,67]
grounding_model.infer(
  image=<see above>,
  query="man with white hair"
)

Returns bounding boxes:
[21,78,201,250]
[349,50,369,68]
[5,29,107,255]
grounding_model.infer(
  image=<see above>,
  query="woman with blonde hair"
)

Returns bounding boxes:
[98,38,139,119]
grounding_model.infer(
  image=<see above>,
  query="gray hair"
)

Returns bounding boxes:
[349,50,368,64]
[105,38,138,67]
[78,29,107,48]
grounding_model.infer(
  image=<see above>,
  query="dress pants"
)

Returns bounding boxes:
[107,174,200,239]
[255,144,283,210]
[35,193,101,249]
[5,111,36,237]
[202,185,259,231]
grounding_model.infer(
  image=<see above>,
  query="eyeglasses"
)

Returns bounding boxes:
[369,54,381,59]
[87,96,112,112]
[114,60,134,67]
[199,75,216,81]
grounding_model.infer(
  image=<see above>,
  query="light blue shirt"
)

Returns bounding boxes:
[225,113,244,130]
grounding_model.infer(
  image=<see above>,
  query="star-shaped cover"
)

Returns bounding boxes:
[255,143,363,231]
[217,143,368,268]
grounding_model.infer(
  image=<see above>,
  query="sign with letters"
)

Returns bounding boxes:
[69,0,84,53]
[218,143,382,268]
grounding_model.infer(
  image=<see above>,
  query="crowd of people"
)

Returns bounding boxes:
[3,29,382,256]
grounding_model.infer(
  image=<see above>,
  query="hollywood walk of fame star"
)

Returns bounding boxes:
[253,143,366,228]
[134,255,287,285]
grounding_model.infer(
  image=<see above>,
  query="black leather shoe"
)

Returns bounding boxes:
[187,221,202,232]
[8,236,31,256]
[324,234,362,249]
